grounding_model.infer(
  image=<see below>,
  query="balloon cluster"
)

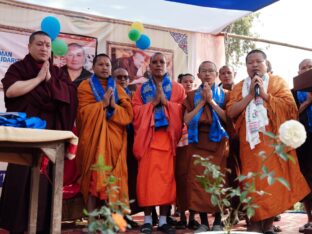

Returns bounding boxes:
[128,22,151,50]
[41,16,68,56]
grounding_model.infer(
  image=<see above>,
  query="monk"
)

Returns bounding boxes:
[76,54,133,217]
[227,49,310,234]
[219,65,236,91]
[0,31,77,233]
[112,67,141,228]
[292,59,312,233]
[175,73,200,230]
[132,52,185,234]
[183,61,229,232]
[219,64,242,215]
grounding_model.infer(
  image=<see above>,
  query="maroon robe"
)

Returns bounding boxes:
[0,54,77,232]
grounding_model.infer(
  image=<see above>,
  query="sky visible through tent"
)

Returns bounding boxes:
[236,0,312,88]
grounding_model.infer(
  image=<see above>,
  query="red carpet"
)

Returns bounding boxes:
[0,212,306,233]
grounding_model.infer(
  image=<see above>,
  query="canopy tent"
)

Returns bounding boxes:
[15,0,278,33]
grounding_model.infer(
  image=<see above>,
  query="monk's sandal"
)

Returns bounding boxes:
[140,223,153,234]
[157,224,176,234]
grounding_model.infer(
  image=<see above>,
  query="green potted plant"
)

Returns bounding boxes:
[194,120,307,234]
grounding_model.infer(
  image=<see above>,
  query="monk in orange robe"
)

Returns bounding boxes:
[227,49,310,233]
[132,52,185,234]
[76,54,133,215]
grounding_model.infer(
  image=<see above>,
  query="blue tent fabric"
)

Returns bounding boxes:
[0,112,46,129]
[166,0,279,11]
[18,0,279,33]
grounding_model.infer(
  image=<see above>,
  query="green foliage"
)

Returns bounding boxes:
[223,13,259,67]
[194,130,294,232]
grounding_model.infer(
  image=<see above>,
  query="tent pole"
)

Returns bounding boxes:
[220,32,312,52]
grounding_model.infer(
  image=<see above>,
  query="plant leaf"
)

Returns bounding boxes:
[267,175,275,185]
[262,131,276,139]
[246,207,255,219]
[211,194,218,206]
[276,177,290,190]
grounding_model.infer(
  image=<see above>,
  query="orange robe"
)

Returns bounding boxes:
[227,74,310,221]
[132,81,185,206]
[76,79,133,204]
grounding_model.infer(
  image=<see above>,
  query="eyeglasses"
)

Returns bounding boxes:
[200,69,216,74]
[151,60,166,65]
[116,75,129,80]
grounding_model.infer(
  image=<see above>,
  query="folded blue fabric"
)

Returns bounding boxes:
[0,112,46,129]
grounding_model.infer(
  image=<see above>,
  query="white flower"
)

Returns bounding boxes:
[278,120,307,149]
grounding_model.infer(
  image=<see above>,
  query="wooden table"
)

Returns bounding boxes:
[0,127,77,234]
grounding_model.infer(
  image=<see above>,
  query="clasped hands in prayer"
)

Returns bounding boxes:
[152,82,168,106]
[37,61,51,82]
[102,88,116,109]
[199,82,213,107]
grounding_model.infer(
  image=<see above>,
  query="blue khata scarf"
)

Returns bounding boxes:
[188,83,228,143]
[89,74,119,120]
[141,73,172,129]
[297,91,312,133]
[0,112,46,129]
[125,87,132,98]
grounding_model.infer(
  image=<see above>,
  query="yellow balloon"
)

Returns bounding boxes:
[131,22,144,33]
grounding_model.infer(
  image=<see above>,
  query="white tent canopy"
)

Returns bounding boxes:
[14,0,279,33]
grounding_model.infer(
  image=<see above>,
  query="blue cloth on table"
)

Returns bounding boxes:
[0,112,46,129]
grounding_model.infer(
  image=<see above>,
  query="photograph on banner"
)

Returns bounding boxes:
[107,41,174,85]
[53,33,98,72]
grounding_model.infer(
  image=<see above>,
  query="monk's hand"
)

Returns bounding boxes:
[152,83,161,106]
[45,62,51,81]
[158,85,167,106]
[199,93,206,108]
[249,76,258,97]
[109,88,116,108]
[202,82,210,103]
[206,84,213,104]
[256,77,269,101]
[37,61,49,82]
[102,89,112,108]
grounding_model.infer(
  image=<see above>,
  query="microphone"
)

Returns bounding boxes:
[253,72,260,98]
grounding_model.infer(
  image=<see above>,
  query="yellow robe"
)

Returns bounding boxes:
[76,79,133,204]
[227,74,310,221]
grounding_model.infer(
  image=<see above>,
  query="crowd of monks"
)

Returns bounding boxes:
[0,31,312,234]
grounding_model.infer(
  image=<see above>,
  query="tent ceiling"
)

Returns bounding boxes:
[14,0,278,33]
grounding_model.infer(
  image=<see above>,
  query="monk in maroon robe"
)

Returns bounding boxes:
[0,31,77,233]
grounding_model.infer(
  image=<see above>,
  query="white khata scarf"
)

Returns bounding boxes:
[242,73,269,149]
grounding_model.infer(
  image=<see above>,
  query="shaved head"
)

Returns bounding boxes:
[113,67,128,77]
[299,59,312,75]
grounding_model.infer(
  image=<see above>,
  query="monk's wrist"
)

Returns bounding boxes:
[152,100,159,107]
[246,94,253,102]
[102,101,109,109]
[262,93,269,102]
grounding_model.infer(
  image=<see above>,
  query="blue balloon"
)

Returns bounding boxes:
[41,16,61,40]
[136,34,151,50]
